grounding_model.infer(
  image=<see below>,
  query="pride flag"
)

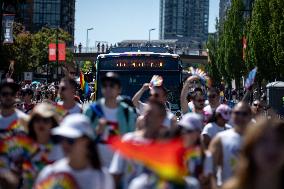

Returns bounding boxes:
[108,136,189,182]
[80,71,90,95]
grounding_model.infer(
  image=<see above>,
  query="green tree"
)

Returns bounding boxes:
[269,0,284,79]
[31,27,73,69]
[221,0,246,89]
[206,34,222,87]
[1,22,33,78]
[248,0,276,81]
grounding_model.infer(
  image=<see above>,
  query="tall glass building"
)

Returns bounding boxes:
[159,0,209,44]
[32,0,75,38]
[3,0,75,40]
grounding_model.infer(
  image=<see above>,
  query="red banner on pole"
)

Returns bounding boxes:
[49,43,56,61]
[242,36,247,61]
[58,43,66,61]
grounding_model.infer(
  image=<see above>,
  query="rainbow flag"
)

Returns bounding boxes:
[6,120,23,131]
[34,172,79,189]
[80,71,89,95]
[0,135,38,158]
[108,136,188,182]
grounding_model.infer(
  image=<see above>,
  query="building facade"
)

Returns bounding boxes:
[219,0,254,24]
[2,0,75,40]
[159,0,209,45]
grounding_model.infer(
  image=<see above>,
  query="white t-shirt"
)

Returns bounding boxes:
[0,109,27,130]
[137,101,174,128]
[98,102,119,168]
[109,132,149,189]
[35,158,114,189]
[217,129,243,185]
[202,122,232,139]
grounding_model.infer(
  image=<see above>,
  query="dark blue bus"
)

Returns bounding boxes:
[96,50,183,111]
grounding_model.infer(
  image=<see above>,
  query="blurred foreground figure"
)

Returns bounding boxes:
[35,114,114,189]
[208,102,252,187]
[223,117,284,189]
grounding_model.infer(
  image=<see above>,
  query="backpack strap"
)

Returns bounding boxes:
[90,101,104,122]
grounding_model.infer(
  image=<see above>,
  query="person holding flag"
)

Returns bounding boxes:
[132,75,177,128]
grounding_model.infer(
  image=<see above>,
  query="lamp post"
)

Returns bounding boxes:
[148,28,156,45]
[86,27,94,52]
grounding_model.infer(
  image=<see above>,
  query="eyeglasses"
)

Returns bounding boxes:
[69,72,76,75]
[0,91,16,97]
[53,136,76,145]
[233,111,249,117]
[102,82,116,88]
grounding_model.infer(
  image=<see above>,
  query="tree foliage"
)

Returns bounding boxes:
[247,0,284,81]
[1,25,74,77]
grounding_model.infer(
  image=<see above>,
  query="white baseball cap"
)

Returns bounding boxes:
[52,114,95,140]
[178,113,203,132]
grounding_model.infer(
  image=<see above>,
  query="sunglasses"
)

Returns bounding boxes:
[152,93,160,98]
[253,103,262,108]
[197,99,205,103]
[60,86,67,91]
[208,94,217,99]
[102,82,116,88]
[0,91,16,97]
[69,72,76,75]
[233,111,249,117]
[53,136,76,145]
[34,117,53,124]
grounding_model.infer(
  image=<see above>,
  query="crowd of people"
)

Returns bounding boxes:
[0,72,283,189]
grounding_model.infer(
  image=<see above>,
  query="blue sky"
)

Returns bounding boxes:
[75,0,219,46]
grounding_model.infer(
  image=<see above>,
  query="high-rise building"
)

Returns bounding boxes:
[219,0,254,24]
[2,0,75,40]
[159,0,209,44]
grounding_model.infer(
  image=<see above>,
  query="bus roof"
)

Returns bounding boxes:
[97,52,180,59]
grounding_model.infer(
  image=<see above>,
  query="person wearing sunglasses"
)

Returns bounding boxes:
[203,88,221,121]
[16,103,64,188]
[251,100,264,118]
[132,82,177,128]
[0,78,28,131]
[208,102,252,187]
[35,114,114,189]
[85,72,136,168]
[58,78,82,114]
[202,104,232,150]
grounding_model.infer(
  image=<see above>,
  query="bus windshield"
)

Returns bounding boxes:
[96,54,182,111]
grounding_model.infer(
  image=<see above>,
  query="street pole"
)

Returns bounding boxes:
[86,27,94,53]
[56,27,59,81]
[148,28,156,45]
[0,0,3,45]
